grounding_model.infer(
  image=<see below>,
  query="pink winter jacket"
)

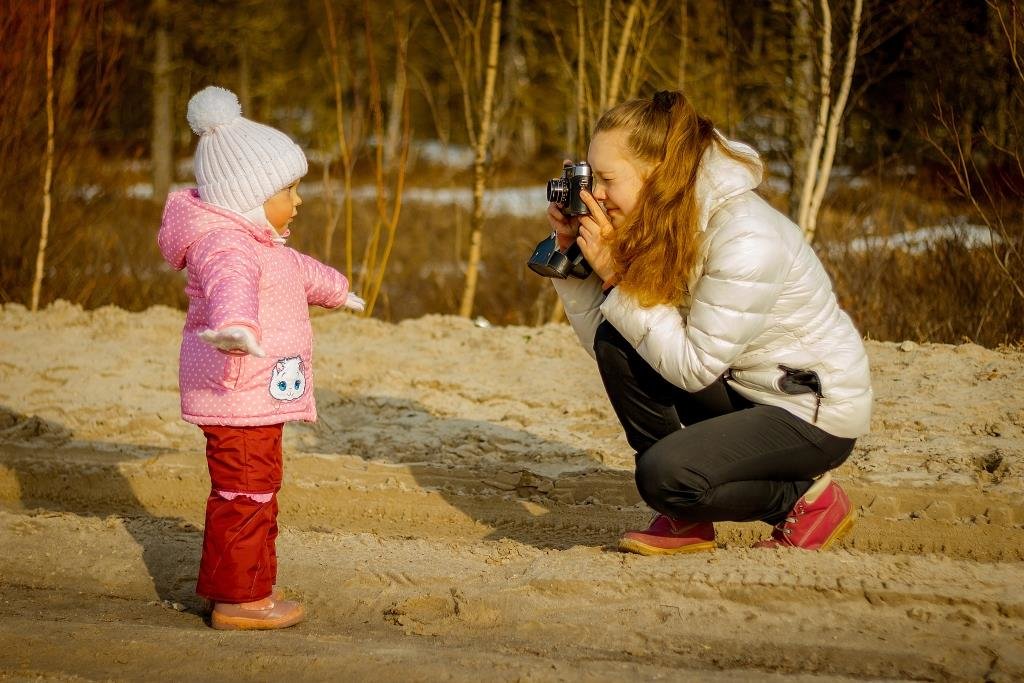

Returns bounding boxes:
[157,188,349,426]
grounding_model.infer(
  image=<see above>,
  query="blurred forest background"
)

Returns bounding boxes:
[1,0,1022,345]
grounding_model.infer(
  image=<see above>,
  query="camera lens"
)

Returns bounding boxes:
[546,178,568,205]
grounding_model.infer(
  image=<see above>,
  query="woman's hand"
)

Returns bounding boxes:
[577,190,617,283]
[546,202,579,250]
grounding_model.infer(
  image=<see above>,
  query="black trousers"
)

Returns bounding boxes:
[593,321,855,525]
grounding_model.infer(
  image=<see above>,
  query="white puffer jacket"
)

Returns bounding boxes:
[553,136,872,439]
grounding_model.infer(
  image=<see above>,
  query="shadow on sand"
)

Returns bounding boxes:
[293,388,636,550]
[0,405,204,611]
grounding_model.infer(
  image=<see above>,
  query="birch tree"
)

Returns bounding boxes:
[151,0,174,204]
[549,0,645,156]
[676,0,688,88]
[321,0,364,277]
[30,0,56,312]
[358,0,412,317]
[788,0,815,218]
[796,0,863,243]
[426,0,504,318]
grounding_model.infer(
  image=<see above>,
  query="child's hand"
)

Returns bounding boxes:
[198,327,267,357]
[343,293,366,313]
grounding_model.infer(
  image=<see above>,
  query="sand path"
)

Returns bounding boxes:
[1,303,1022,680]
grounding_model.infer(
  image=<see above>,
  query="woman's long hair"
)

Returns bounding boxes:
[594,90,745,307]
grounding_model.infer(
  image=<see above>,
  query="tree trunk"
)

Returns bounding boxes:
[566,109,577,160]
[151,0,173,204]
[322,0,356,275]
[384,9,409,171]
[607,0,641,110]
[598,0,611,110]
[796,0,832,236]
[677,0,688,89]
[238,42,251,115]
[751,2,765,58]
[576,0,587,157]
[627,1,654,100]
[57,2,83,119]
[502,0,537,159]
[459,0,502,319]
[31,0,56,312]
[788,0,814,218]
[804,0,862,243]
[693,0,727,122]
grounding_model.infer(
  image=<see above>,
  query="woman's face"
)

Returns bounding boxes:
[587,129,655,229]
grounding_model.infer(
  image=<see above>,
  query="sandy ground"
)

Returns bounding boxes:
[1,301,1023,681]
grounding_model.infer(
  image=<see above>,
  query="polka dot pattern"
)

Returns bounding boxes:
[157,188,350,427]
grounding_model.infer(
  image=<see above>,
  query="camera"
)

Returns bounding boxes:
[528,161,593,279]
[546,160,592,217]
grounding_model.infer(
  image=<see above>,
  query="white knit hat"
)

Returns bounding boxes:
[187,86,308,213]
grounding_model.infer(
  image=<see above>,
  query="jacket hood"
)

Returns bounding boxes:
[158,188,280,270]
[695,134,764,232]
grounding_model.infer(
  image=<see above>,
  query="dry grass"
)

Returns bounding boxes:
[812,176,1023,347]
[3,166,1020,346]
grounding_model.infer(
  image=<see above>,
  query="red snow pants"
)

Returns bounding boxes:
[195,424,283,603]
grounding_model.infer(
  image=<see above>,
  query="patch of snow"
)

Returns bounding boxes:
[830,219,1002,256]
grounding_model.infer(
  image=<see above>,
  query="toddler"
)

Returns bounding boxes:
[157,86,363,630]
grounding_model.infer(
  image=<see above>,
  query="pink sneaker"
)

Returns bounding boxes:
[211,596,305,631]
[618,514,716,555]
[200,587,286,616]
[754,473,855,550]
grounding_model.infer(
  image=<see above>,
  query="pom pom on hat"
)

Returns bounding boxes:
[187,85,308,213]
[187,86,242,135]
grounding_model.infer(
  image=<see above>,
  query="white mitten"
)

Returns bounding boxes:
[198,326,267,358]
[344,293,366,312]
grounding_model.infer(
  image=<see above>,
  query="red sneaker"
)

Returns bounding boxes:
[618,514,716,555]
[754,473,855,550]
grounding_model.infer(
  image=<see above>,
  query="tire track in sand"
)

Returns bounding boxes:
[2,443,1022,561]
[1,508,1022,681]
